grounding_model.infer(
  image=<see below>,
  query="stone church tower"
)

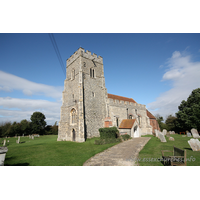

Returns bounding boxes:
[57,47,107,142]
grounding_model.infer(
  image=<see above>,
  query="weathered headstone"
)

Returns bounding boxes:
[155,129,158,137]
[0,147,8,166]
[191,128,200,138]
[171,131,175,134]
[163,129,167,136]
[188,138,200,151]
[22,134,24,137]
[169,137,175,141]
[158,132,167,142]
[32,135,34,140]
[16,136,20,144]
[3,140,6,147]
[187,132,192,137]
[166,132,170,137]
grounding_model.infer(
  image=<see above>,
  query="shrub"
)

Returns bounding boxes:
[121,134,131,141]
[99,127,119,139]
[94,137,122,145]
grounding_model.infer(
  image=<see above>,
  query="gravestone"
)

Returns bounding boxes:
[22,134,24,137]
[158,132,167,142]
[0,147,8,166]
[191,128,200,138]
[188,138,200,151]
[155,129,158,137]
[166,132,170,137]
[3,140,6,147]
[187,132,192,137]
[163,129,167,136]
[32,135,34,140]
[16,136,20,144]
[169,137,175,141]
[171,131,175,134]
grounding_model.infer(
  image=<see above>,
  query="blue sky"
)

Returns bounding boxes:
[1,33,200,124]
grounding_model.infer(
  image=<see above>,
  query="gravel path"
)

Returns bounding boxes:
[83,137,151,166]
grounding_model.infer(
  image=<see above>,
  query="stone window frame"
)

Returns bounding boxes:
[137,114,142,125]
[90,68,95,78]
[129,114,133,119]
[70,108,77,125]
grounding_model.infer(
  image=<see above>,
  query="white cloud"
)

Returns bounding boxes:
[0,70,63,99]
[0,97,61,125]
[0,71,64,124]
[148,51,200,119]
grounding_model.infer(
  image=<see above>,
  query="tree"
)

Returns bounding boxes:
[30,112,46,134]
[176,88,200,131]
[20,119,31,135]
[165,115,178,132]
[155,114,168,131]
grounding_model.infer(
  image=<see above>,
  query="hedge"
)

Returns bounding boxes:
[121,134,131,141]
[94,138,122,145]
[99,127,119,139]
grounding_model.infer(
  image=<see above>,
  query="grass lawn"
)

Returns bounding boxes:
[1,135,120,166]
[138,134,200,166]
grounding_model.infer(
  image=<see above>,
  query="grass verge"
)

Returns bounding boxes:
[1,135,120,166]
[138,134,200,166]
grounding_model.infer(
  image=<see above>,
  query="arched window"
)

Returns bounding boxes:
[71,109,76,124]
[90,68,95,78]
[116,117,119,127]
[138,115,141,125]
[129,115,133,119]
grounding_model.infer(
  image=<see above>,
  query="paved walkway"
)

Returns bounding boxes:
[83,137,151,166]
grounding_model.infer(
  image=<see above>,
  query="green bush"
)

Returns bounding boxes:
[99,127,119,139]
[94,137,122,145]
[121,134,131,141]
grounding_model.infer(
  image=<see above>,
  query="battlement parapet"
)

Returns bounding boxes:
[108,98,146,109]
[67,47,103,66]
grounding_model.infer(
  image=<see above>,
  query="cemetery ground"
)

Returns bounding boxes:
[1,134,200,166]
[0,135,120,166]
[138,134,200,166]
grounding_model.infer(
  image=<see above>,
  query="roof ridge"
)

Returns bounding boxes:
[107,93,137,103]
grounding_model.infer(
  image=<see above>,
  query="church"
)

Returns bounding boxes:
[57,47,160,142]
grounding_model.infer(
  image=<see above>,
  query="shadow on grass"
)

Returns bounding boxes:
[184,147,192,151]
[4,156,30,166]
[5,162,29,166]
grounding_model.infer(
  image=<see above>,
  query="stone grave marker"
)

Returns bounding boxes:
[169,137,175,141]
[16,136,20,144]
[171,131,175,134]
[188,138,200,151]
[158,132,167,142]
[0,147,8,166]
[187,132,192,137]
[155,129,158,137]
[163,129,167,136]
[166,132,170,137]
[191,128,200,138]
[3,139,6,147]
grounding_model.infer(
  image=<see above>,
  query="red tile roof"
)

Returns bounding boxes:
[146,110,156,119]
[107,93,137,103]
[119,119,136,129]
